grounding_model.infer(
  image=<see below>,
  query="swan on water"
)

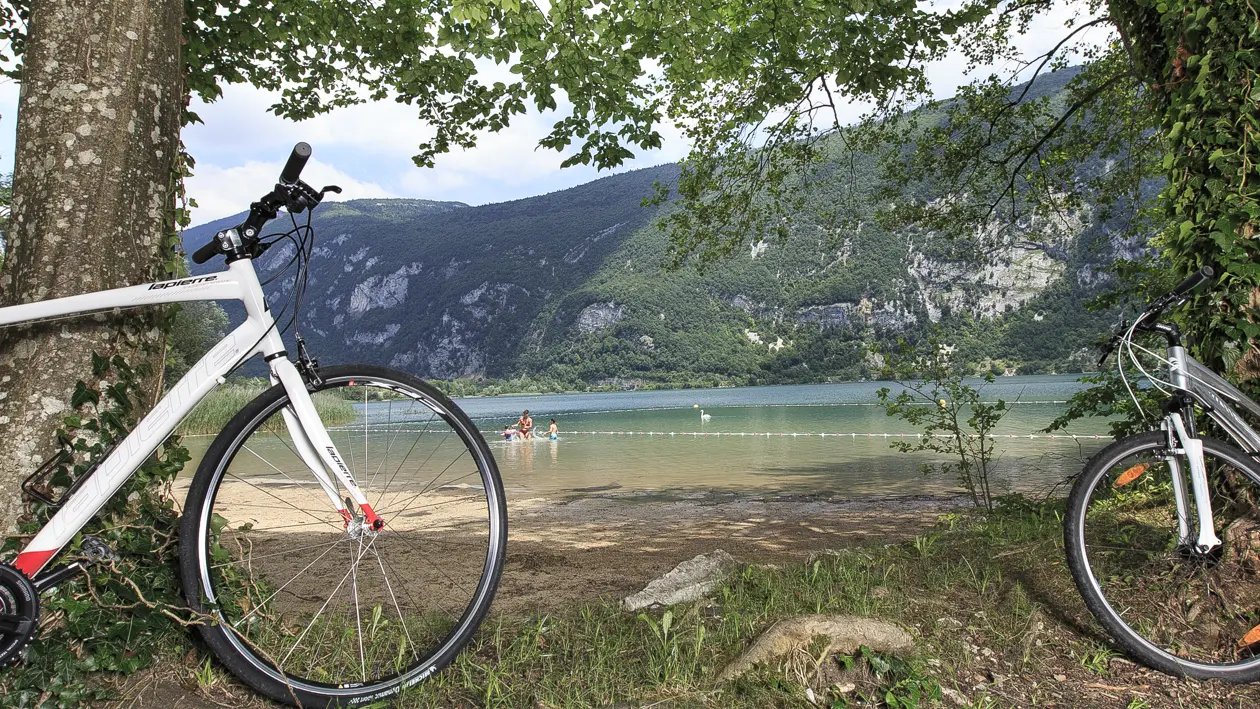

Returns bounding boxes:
[700,409,711,422]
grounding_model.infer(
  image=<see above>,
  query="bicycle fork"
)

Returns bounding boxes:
[269,358,384,530]
[1163,412,1222,553]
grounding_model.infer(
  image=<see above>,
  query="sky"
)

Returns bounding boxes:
[0,2,1112,228]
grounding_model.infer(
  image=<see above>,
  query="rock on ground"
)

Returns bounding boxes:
[720,614,915,681]
[622,550,738,611]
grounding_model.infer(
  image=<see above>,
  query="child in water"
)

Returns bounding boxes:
[548,419,558,440]
[502,425,516,441]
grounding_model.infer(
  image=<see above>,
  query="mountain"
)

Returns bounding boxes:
[185,166,680,379]
[184,69,1127,388]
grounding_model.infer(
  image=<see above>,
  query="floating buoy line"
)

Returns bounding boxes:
[552,431,1110,440]
[313,425,1112,441]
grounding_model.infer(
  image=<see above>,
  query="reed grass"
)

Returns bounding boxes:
[177,383,357,435]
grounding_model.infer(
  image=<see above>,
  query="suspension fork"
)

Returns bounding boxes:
[1163,412,1222,552]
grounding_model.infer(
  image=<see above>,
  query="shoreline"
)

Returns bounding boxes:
[441,371,1100,400]
[496,488,973,613]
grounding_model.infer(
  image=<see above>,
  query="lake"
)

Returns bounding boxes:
[186,374,1111,500]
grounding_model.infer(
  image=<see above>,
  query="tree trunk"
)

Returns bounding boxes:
[0,0,183,533]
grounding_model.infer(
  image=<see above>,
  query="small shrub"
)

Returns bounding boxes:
[876,337,1011,511]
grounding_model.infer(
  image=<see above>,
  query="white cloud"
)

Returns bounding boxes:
[182,77,694,218]
[186,158,397,222]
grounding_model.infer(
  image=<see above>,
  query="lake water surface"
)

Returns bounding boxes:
[456,374,1109,498]
[188,374,1111,501]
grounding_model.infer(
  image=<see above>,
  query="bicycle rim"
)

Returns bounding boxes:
[189,369,505,700]
[1075,435,1260,672]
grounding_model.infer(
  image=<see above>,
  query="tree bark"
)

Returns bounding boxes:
[0,0,183,533]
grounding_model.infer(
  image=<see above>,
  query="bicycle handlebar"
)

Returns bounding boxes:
[1136,265,1216,325]
[1098,265,1217,363]
[279,142,312,184]
[191,143,323,264]
[191,238,220,265]
[1170,265,1215,298]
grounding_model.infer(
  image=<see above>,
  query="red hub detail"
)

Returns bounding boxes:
[339,508,354,529]
[360,503,384,531]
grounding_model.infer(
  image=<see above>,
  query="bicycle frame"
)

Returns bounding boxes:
[1160,345,1260,553]
[4,256,375,579]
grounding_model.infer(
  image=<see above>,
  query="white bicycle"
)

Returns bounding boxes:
[0,144,507,707]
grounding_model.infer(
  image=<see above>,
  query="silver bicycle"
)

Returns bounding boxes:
[0,143,507,707]
[1065,266,1260,682]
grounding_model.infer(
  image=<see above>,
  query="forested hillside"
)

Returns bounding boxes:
[184,69,1132,389]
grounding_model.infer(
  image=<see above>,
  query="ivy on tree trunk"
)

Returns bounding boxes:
[1111,0,1260,376]
[0,0,184,532]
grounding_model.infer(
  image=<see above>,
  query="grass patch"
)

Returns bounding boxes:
[380,498,1083,708]
[177,383,357,435]
[382,497,1257,708]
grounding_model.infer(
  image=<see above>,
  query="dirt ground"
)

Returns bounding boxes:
[104,491,953,709]
[496,491,956,612]
[100,491,1260,709]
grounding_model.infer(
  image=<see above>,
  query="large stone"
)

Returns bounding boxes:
[622,550,738,611]
[719,614,915,681]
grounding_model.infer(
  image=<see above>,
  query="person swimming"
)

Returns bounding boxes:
[503,425,517,441]
[547,418,558,440]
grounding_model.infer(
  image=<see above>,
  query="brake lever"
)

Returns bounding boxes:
[1098,318,1130,366]
[1098,333,1121,366]
[283,183,342,215]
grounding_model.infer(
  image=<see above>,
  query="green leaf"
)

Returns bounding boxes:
[90,352,109,378]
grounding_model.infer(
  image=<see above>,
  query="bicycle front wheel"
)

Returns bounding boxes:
[1065,431,1260,682]
[179,365,506,707]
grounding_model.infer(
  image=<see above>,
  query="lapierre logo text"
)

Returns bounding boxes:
[149,275,218,290]
[326,447,358,486]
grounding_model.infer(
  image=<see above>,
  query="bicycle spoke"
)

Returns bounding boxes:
[242,444,327,495]
[212,538,344,570]
[384,468,483,523]
[197,373,503,697]
[362,386,369,497]
[364,399,401,495]
[352,536,366,682]
[232,538,348,628]
[280,533,378,669]
[381,529,479,606]
[373,413,438,507]
[371,545,419,662]
[380,446,470,515]
[224,472,341,532]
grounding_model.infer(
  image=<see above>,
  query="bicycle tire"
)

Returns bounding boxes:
[178,365,506,707]
[1065,431,1260,682]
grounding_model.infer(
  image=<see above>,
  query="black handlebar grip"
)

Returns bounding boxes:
[191,238,220,265]
[1171,265,1216,297]
[279,142,312,184]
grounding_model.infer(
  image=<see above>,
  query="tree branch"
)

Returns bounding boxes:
[983,71,1131,224]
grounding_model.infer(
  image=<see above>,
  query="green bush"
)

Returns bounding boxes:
[177,382,356,435]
